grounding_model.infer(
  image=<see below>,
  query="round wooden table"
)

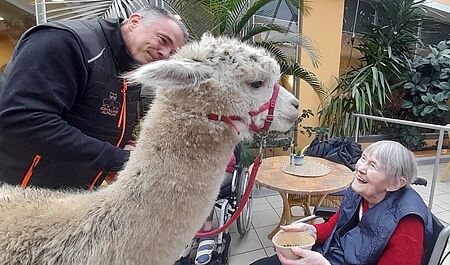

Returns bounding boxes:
[253,155,354,238]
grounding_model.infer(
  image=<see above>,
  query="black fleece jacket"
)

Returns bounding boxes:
[0,19,140,189]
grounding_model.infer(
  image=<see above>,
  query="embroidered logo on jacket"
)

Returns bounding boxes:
[100,92,121,117]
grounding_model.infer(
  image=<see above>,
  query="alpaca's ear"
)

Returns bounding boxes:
[124,59,213,90]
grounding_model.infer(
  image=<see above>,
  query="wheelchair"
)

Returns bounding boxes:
[175,144,254,265]
[295,177,450,265]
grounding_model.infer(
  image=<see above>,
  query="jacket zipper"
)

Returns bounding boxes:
[89,80,128,190]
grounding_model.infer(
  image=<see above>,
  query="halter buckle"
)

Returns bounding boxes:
[265,114,274,123]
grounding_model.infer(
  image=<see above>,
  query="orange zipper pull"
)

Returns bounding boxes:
[117,80,128,128]
[115,80,128,147]
[21,154,42,189]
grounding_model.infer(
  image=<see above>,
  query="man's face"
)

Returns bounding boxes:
[123,15,185,64]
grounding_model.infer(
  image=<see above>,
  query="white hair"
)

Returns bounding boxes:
[363,140,417,187]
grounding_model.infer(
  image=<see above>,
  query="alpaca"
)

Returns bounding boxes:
[0,34,299,265]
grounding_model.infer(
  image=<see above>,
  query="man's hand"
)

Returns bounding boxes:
[106,140,136,184]
[277,248,330,265]
[105,171,118,184]
[124,140,137,151]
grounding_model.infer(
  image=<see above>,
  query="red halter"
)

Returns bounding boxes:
[208,83,281,134]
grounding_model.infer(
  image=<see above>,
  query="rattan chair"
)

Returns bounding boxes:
[288,193,342,220]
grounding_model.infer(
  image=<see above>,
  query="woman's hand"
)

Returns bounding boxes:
[277,248,330,265]
[280,223,317,240]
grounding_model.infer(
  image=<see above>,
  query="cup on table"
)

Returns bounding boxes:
[272,230,316,259]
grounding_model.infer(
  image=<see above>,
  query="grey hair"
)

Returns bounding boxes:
[363,140,417,187]
[135,5,189,43]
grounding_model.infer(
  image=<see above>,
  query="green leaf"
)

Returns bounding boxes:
[435,92,446,102]
[412,72,421,84]
[417,84,427,92]
[234,0,272,35]
[401,100,413,109]
[253,41,288,62]
[404,82,415,89]
[268,33,321,68]
[437,102,449,111]
[421,105,435,116]
[241,24,288,41]
[431,47,439,56]
[365,82,373,106]
[281,62,328,104]
[437,41,449,51]
[440,82,450,90]
[440,73,450,79]
[412,106,420,116]
[421,94,432,104]
[431,59,441,71]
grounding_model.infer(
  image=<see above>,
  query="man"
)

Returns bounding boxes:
[0,6,187,190]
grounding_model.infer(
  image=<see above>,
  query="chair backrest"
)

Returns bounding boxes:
[408,178,446,265]
[304,137,362,170]
[425,214,446,265]
[412,177,428,187]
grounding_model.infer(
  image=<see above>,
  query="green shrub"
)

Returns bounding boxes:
[401,40,450,124]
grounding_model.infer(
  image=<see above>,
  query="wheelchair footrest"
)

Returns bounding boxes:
[173,233,232,265]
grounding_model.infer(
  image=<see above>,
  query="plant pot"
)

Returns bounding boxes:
[293,154,304,166]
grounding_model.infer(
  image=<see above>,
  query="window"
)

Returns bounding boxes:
[256,0,298,23]
[421,20,450,46]
[343,0,378,34]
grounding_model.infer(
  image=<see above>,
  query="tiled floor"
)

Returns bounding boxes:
[219,159,450,265]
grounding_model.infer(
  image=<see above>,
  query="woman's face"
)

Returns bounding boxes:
[351,152,390,206]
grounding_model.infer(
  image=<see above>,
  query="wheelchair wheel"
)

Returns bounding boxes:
[236,167,253,235]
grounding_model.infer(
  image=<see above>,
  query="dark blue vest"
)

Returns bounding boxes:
[315,187,433,265]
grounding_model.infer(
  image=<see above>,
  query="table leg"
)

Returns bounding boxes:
[305,195,311,216]
[316,194,328,207]
[268,191,290,239]
[305,194,328,217]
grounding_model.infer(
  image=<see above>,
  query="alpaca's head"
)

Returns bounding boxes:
[126,34,299,139]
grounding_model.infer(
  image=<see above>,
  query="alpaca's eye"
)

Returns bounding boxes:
[250,80,263,88]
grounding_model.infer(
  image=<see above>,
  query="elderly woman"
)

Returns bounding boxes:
[252,140,433,265]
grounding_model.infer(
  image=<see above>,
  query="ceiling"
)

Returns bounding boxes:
[3,0,450,24]
[3,0,104,22]
[3,0,158,23]
[422,1,450,22]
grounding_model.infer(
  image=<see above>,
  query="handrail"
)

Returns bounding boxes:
[352,113,450,136]
[352,113,450,208]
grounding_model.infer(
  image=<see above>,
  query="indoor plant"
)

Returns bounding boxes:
[293,146,304,166]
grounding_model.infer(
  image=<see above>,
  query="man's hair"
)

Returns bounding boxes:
[136,5,189,43]
[363,140,417,187]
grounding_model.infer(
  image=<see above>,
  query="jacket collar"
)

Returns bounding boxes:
[98,18,137,73]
